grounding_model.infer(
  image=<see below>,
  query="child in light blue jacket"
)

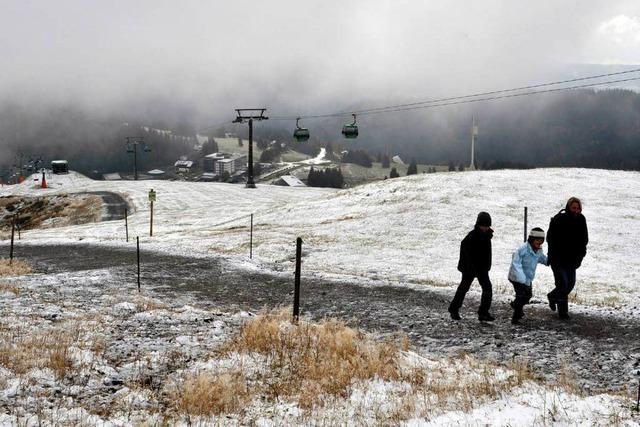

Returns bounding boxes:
[508,227,549,324]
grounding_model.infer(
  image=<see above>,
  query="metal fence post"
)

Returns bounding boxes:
[137,236,141,292]
[293,237,302,324]
[9,217,15,265]
[524,206,528,242]
[250,213,254,259]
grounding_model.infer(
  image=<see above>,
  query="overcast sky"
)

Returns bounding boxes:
[2,0,640,122]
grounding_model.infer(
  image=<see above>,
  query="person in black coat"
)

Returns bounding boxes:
[448,211,495,321]
[546,197,589,320]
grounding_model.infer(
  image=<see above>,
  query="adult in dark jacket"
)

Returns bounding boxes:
[448,211,495,321]
[546,197,589,320]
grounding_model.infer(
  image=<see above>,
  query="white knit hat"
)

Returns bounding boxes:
[529,228,545,239]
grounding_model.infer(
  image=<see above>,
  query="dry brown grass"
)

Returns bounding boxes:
[569,291,621,308]
[0,327,75,379]
[171,371,250,416]
[0,259,33,277]
[221,309,408,408]
[167,310,545,422]
[557,361,581,395]
[0,281,20,295]
[134,295,168,312]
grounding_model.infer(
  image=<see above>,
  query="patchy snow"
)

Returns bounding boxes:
[4,168,639,312]
[300,147,331,165]
[1,168,640,424]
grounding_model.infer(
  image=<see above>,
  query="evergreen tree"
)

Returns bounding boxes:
[342,149,373,167]
[259,148,279,163]
[407,159,418,175]
[307,167,316,186]
[202,138,218,155]
[381,155,390,168]
[448,161,455,172]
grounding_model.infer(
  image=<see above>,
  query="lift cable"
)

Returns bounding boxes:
[269,68,640,121]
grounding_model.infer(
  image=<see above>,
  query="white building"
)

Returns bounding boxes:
[204,152,247,175]
[174,160,194,173]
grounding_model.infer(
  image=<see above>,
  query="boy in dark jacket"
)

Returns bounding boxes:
[448,211,495,321]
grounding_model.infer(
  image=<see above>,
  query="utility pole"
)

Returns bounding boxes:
[125,137,151,181]
[232,109,268,188]
[469,116,478,171]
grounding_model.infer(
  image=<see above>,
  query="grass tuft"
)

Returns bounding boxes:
[220,309,408,408]
[171,371,250,416]
[0,259,33,277]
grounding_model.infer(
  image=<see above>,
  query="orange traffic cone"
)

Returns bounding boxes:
[41,172,47,189]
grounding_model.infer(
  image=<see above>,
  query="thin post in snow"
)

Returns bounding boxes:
[293,237,302,324]
[249,213,254,259]
[149,201,154,237]
[636,379,639,411]
[523,206,528,242]
[125,208,129,242]
[136,236,141,292]
[9,216,15,265]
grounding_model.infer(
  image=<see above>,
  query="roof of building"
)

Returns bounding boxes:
[275,175,306,187]
[103,173,122,181]
[174,160,194,168]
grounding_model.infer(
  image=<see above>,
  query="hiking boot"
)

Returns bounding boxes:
[558,312,570,320]
[511,316,521,325]
[478,312,495,322]
[509,302,524,320]
[547,293,556,311]
[448,307,461,321]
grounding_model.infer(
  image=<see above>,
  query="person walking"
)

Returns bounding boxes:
[508,227,549,324]
[546,197,589,320]
[448,211,495,322]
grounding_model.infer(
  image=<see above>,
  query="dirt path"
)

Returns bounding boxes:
[84,191,129,221]
[4,243,640,395]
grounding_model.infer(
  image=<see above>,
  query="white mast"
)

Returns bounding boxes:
[470,116,478,171]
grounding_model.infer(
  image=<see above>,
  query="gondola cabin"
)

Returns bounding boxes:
[293,127,310,142]
[342,114,358,139]
[293,118,310,142]
[51,160,69,174]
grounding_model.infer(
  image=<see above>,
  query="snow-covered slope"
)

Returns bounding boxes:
[2,168,639,311]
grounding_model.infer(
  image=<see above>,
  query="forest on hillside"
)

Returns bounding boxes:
[1,88,639,180]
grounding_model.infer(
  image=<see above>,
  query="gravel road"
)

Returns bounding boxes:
[4,243,640,395]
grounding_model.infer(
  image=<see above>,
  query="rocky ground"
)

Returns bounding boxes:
[4,243,640,399]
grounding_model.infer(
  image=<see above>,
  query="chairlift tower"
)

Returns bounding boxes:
[232,108,268,188]
[469,116,478,171]
[125,136,151,180]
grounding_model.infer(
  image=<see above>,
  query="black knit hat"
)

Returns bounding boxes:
[476,211,492,227]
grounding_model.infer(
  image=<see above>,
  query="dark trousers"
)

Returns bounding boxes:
[549,265,576,315]
[449,271,493,315]
[510,280,532,317]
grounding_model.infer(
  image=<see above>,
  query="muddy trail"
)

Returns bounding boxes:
[3,243,640,395]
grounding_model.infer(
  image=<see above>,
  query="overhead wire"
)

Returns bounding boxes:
[268,68,640,121]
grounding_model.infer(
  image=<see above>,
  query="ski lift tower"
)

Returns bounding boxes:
[469,116,478,171]
[232,108,268,188]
